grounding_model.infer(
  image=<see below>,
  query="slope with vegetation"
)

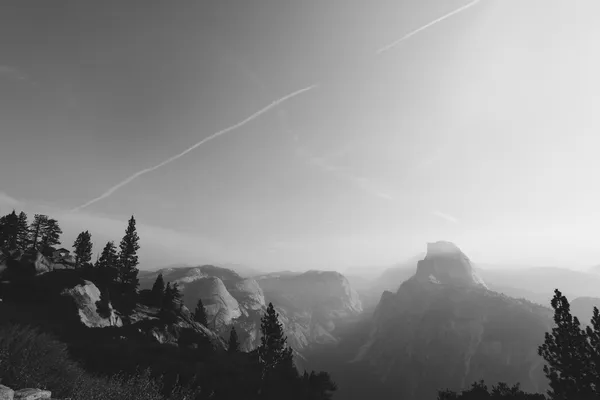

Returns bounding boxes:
[0,210,337,400]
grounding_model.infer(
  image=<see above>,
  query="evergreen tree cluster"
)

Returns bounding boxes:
[0,210,62,254]
[92,216,141,318]
[0,210,142,319]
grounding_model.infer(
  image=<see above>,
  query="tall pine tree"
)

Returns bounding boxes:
[39,217,62,254]
[150,273,165,307]
[194,298,208,326]
[0,211,18,251]
[15,211,29,251]
[538,289,598,399]
[28,214,48,251]
[95,241,119,292]
[257,302,297,398]
[72,230,93,267]
[228,326,240,353]
[117,215,140,316]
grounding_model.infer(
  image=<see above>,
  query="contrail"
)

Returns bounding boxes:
[72,84,317,212]
[376,0,481,55]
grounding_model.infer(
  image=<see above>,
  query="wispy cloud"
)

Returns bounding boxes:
[73,84,317,211]
[432,210,459,224]
[376,0,482,55]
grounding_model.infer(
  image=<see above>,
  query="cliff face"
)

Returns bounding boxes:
[139,266,266,350]
[139,266,363,353]
[352,242,552,400]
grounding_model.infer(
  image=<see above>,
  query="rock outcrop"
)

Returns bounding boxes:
[0,250,75,280]
[60,281,122,328]
[128,304,227,350]
[0,386,52,400]
[350,242,552,400]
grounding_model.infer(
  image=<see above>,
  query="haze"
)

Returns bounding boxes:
[2,0,600,272]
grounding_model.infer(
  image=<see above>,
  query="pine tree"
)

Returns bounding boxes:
[171,282,182,309]
[28,214,48,251]
[39,218,62,254]
[538,289,598,400]
[228,326,240,353]
[15,211,29,251]
[117,215,140,316]
[258,302,297,394]
[193,298,208,326]
[72,230,93,268]
[150,273,165,307]
[163,282,173,308]
[0,211,18,251]
[95,241,119,291]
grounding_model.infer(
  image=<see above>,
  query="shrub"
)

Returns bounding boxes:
[0,323,82,398]
[0,323,192,400]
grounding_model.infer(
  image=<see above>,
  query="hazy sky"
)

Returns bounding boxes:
[2,0,600,272]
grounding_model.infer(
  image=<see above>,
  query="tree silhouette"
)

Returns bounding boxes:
[193,298,208,326]
[150,273,165,308]
[15,211,29,251]
[257,302,297,398]
[94,241,119,295]
[39,218,62,254]
[438,380,545,399]
[28,214,48,251]
[72,230,93,268]
[163,282,182,311]
[538,289,599,399]
[117,216,140,316]
[0,211,19,251]
[228,326,240,353]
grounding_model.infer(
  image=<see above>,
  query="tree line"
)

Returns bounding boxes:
[0,209,141,317]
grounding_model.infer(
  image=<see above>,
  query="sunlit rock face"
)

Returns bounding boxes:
[139,266,265,349]
[352,242,552,400]
[414,241,488,289]
[61,280,122,328]
[139,266,363,353]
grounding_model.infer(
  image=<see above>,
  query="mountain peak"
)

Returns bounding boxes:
[414,241,487,288]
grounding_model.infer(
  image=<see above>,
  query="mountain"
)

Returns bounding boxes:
[570,296,600,327]
[332,241,552,400]
[139,266,265,350]
[139,266,363,355]
[256,270,363,347]
[477,266,600,303]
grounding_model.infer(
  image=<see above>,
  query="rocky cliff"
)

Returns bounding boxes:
[139,266,363,353]
[351,242,552,400]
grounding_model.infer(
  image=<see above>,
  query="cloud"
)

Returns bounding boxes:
[432,210,459,224]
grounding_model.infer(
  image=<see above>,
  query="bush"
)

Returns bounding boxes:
[0,323,82,397]
[0,323,193,400]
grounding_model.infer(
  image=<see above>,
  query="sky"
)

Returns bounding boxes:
[2,0,600,272]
